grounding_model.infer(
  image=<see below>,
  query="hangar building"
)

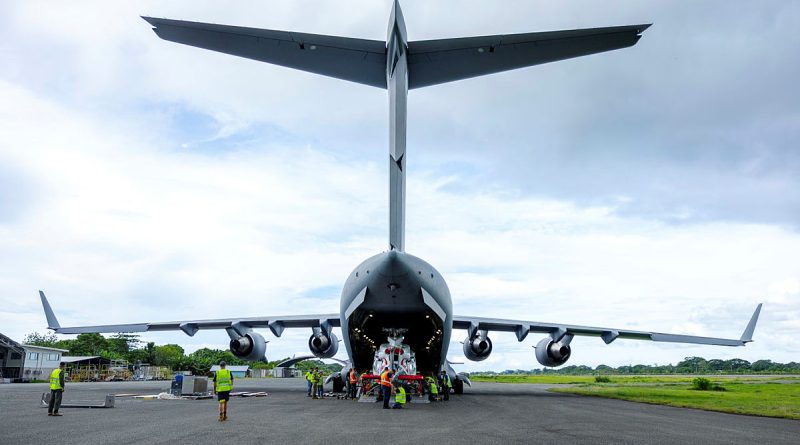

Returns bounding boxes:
[1,333,67,382]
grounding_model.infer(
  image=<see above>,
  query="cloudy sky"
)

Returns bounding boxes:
[2,1,798,372]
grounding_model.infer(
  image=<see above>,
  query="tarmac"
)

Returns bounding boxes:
[1,378,798,444]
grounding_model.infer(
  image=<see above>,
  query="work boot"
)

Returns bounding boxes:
[222,413,227,421]
[53,413,62,417]
[218,414,223,422]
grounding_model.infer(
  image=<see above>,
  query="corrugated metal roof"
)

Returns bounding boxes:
[210,365,249,372]
[60,356,101,362]
[21,344,69,353]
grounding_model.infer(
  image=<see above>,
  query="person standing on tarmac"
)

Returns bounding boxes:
[425,374,439,402]
[348,368,359,399]
[440,370,452,401]
[47,362,66,416]
[380,367,394,409]
[305,368,314,397]
[316,368,325,398]
[213,361,233,421]
[311,367,319,399]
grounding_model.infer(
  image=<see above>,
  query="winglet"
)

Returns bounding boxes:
[740,303,762,343]
[39,290,61,330]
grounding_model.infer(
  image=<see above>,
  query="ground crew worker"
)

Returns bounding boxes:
[392,382,407,409]
[47,362,66,416]
[311,367,320,399]
[425,374,439,402]
[440,370,452,401]
[305,368,314,397]
[348,368,358,399]
[380,367,394,409]
[316,368,325,398]
[213,361,233,421]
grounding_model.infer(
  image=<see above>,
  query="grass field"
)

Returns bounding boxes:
[550,381,800,420]
[471,375,800,419]
[470,374,800,385]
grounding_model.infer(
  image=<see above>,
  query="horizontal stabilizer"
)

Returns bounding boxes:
[141,17,388,88]
[407,24,650,89]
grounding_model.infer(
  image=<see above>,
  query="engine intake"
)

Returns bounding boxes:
[463,334,493,361]
[229,332,267,361]
[309,331,339,358]
[534,336,572,367]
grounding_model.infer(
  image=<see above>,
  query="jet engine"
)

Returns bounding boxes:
[309,331,339,358]
[534,336,572,367]
[463,334,493,361]
[229,332,267,361]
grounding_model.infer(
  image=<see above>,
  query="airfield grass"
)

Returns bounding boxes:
[550,382,800,420]
[471,375,800,419]
[470,374,800,385]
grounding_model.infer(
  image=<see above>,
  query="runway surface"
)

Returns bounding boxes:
[2,378,798,444]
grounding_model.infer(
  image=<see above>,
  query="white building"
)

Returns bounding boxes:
[20,344,68,382]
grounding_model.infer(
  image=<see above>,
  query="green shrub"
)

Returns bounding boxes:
[594,375,612,383]
[692,377,712,390]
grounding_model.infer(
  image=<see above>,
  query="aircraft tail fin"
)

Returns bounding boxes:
[407,24,650,89]
[739,303,763,343]
[39,290,61,330]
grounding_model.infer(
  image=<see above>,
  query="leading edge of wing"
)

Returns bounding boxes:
[141,16,388,88]
[453,303,762,347]
[40,290,339,337]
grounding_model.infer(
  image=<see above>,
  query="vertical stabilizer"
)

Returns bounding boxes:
[387,0,408,251]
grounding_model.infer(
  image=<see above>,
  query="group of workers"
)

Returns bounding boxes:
[425,370,452,402]
[304,367,327,399]
[47,359,456,421]
[377,367,453,409]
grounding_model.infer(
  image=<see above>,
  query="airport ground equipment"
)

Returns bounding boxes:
[38,1,762,393]
[41,392,115,408]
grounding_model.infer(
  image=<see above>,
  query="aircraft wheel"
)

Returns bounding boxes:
[332,376,345,393]
[454,378,464,394]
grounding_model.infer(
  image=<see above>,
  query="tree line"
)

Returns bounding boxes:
[479,356,800,375]
[23,332,341,375]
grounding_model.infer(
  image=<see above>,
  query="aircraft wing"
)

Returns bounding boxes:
[39,291,339,338]
[407,24,650,89]
[141,17,388,88]
[452,303,762,346]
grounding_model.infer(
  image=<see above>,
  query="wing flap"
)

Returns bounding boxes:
[142,17,387,88]
[407,24,650,89]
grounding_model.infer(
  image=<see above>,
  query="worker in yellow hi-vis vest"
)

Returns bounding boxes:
[213,361,234,421]
[48,362,66,416]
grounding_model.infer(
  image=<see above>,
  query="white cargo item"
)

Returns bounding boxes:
[181,376,209,394]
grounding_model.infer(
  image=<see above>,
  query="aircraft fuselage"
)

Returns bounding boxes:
[339,251,453,375]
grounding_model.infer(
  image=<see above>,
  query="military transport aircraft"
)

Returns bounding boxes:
[39,1,761,393]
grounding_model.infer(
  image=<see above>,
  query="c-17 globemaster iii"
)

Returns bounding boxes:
[39,1,761,394]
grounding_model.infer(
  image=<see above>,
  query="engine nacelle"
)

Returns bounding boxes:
[309,331,339,358]
[229,332,267,361]
[463,334,493,361]
[534,337,572,367]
